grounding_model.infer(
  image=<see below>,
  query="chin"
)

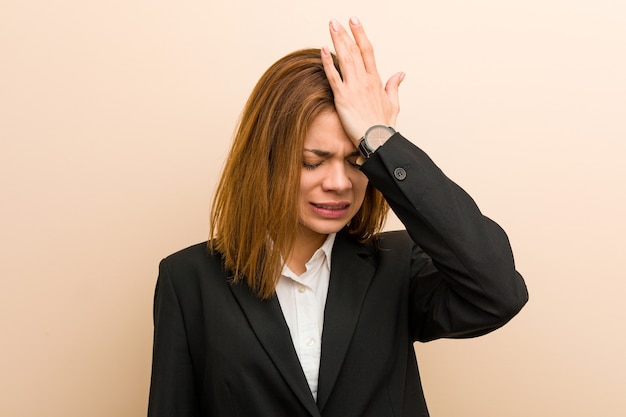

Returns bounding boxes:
[300,219,349,237]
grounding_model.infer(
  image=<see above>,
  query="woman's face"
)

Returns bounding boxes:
[297,111,368,245]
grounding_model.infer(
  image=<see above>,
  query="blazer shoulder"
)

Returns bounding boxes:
[160,241,225,276]
[164,241,210,261]
[336,228,413,258]
[376,229,414,250]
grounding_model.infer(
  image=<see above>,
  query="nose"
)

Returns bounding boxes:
[321,161,352,193]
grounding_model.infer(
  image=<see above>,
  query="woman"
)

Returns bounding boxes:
[148,17,528,417]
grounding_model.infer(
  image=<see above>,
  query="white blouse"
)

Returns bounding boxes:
[275,233,336,401]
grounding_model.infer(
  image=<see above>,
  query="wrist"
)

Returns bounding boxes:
[357,125,396,160]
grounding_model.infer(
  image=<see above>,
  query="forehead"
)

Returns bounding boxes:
[304,111,354,151]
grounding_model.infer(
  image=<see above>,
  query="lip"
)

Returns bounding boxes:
[309,201,351,219]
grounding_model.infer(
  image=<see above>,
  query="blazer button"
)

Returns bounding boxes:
[393,167,407,181]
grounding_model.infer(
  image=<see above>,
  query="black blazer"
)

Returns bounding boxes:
[148,134,528,417]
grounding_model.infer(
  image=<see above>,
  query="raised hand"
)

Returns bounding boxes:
[320,17,405,147]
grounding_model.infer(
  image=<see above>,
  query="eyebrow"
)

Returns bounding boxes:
[303,148,360,158]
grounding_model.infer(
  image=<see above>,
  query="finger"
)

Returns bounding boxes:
[321,46,343,89]
[385,71,405,98]
[329,18,365,79]
[385,71,405,120]
[348,16,379,76]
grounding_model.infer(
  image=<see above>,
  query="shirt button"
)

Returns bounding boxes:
[305,337,315,347]
[394,167,407,181]
[298,285,306,293]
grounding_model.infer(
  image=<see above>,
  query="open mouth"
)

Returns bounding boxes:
[310,202,351,219]
[312,203,349,210]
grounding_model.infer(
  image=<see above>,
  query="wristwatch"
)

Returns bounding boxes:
[358,125,396,159]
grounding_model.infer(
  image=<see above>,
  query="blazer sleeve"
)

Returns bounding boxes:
[360,133,529,342]
[148,259,200,417]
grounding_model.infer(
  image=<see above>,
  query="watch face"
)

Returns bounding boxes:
[365,125,395,148]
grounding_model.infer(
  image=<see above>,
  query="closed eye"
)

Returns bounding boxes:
[303,161,322,170]
[302,149,361,170]
[346,151,361,169]
[346,158,360,169]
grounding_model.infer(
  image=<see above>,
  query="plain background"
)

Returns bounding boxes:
[1,0,625,416]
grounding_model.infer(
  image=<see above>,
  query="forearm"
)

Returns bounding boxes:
[361,133,528,340]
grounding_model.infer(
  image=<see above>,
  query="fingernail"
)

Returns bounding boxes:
[330,18,339,32]
[321,46,330,56]
[350,16,360,26]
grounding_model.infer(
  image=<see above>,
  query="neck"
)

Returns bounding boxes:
[285,230,327,275]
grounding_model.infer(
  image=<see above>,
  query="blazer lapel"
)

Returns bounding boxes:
[316,230,376,412]
[229,280,321,417]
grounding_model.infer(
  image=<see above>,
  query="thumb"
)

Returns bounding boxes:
[385,71,405,111]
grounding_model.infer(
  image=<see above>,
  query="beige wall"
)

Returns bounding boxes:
[1,1,624,416]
